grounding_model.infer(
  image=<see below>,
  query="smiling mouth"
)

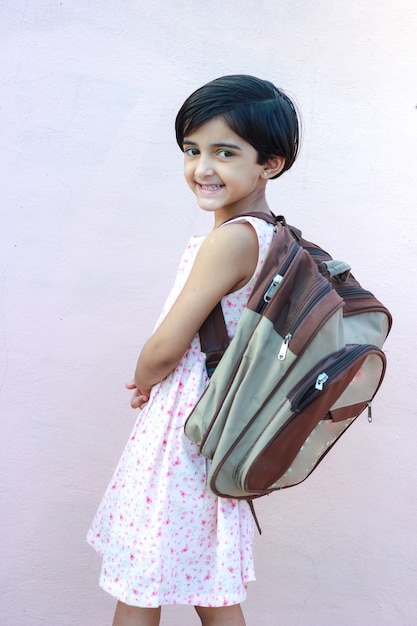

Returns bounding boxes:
[198,183,224,191]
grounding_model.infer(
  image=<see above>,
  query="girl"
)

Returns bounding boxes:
[87,75,300,626]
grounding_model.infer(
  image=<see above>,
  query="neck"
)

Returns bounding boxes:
[213,196,271,228]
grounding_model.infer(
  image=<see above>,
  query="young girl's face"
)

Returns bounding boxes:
[182,116,268,221]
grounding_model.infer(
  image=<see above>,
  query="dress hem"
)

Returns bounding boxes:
[97,577,256,608]
[87,533,256,608]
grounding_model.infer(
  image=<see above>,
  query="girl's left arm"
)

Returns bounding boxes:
[131,222,259,406]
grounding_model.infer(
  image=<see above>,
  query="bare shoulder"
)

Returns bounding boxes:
[192,221,259,293]
[138,220,260,373]
[200,221,258,261]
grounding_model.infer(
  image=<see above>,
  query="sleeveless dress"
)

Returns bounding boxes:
[87,216,274,608]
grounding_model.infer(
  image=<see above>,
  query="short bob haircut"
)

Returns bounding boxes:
[175,74,300,179]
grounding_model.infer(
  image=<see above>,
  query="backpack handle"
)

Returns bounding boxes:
[319,260,351,283]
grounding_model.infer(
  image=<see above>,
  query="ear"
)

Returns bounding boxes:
[261,156,286,179]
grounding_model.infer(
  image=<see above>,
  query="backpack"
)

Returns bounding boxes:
[184,213,392,515]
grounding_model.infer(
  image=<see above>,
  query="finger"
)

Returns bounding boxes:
[130,396,141,409]
[130,393,149,410]
[125,379,136,390]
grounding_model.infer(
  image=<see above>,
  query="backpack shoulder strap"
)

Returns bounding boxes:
[199,212,285,376]
[221,211,280,228]
[199,301,229,377]
[275,214,302,241]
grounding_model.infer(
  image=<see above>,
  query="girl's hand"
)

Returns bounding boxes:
[126,380,150,410]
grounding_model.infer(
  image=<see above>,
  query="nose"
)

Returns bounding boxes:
[194,153,215,179]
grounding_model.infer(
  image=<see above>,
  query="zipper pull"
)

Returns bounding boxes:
[278,333,292,360]
[367,401,372,423]
[315,372,329,391]
[264,273,283,303]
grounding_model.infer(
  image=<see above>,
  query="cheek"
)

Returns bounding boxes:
[184,161,195,179]
[183,163,193,181]
[184,168,197,191]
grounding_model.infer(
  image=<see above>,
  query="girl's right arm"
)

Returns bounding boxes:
[130,221,259,408]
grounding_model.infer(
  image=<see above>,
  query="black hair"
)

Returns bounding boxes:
[175,74,300,179]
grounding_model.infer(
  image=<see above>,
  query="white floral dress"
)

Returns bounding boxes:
[87,216,274,608]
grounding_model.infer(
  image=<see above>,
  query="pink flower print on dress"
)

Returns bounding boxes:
[86,218,273,607]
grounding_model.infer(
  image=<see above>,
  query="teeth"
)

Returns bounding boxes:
[200,184,222,190]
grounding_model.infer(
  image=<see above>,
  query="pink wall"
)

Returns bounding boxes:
[1,1,416,624]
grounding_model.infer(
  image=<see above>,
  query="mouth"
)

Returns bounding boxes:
[196,183,225,195]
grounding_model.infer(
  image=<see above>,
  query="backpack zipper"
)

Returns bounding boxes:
[337,287,375,299]
[337,286,391,322]
[257,242,299,314]
[303,246,331,261]
[277,280,334,360]
[289,344,378,411]
[263,273,283,304]
[278,333,293,360]
[315,372,329,390]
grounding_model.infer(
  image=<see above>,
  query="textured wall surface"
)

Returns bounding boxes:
[1,1,416,625]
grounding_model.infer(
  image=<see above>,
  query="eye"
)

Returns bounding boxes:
[183,147,199,156]
[218,149,234,158]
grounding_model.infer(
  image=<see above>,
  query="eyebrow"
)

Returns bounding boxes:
[182,139,242,150]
